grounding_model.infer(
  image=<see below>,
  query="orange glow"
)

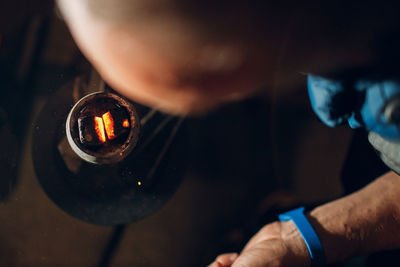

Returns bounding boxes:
[122,119,130,128]
[102,111,116,140]
[94,116,106,143]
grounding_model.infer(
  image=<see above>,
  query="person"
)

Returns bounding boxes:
[56,0,400,266]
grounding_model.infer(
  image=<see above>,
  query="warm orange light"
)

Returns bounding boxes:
[102,111,116,140]
[122,119,130,128]
[94,116,106,143]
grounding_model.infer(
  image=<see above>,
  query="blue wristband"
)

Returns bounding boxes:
[279,207,326,266]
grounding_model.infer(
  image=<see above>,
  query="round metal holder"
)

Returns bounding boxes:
[32,79,186,225]
[66,92,140,164]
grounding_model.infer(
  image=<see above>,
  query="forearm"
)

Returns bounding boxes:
[213,171,400,267]
[307,171,400,263]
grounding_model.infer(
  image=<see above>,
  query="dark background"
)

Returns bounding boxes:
[0,2,367,266]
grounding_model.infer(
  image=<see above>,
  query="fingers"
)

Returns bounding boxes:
[207,261,222,267]
[208,253,239,267]
[216,253,239,265]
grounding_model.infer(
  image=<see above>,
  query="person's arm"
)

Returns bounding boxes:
[309,170,400,263]
[210,171,400,267]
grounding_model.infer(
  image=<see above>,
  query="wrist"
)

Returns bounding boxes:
[307,172,400,262]
[307,203,362,263]
[279,220,312,266]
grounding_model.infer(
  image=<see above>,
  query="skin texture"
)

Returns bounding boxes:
[56,1,400,266]
[55,0,398,115]
[209,171,400,266]
[209,220,310,267]
[57,0,279,115]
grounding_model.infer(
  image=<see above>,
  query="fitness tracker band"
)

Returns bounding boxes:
[279,207,326,266]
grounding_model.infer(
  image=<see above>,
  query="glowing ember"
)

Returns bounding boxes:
[94,116,106,143]
[81,109,130,145]
[102,111,116,140]
[122,119,130,128]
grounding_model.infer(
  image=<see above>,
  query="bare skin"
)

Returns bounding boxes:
[56,1,400,266]
[209,171,400,266]
[210,220,310,267]
[56,0,388,115]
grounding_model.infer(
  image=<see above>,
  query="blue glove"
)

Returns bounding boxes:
[308,74,400,139]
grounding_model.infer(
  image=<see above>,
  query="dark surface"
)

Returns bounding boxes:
[0,114,18,201]
[32,83,187,225]
[341,129,389,195]
[0,5,352,267]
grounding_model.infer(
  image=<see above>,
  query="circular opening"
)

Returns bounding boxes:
[66,92,140,164]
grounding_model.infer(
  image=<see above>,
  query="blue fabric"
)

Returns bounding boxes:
[308,75,348,127]
[308,75,400,139]
[279,207,326,266]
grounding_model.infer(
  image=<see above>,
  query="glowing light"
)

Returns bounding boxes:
[122,119,130,128]
[137,181,142,186]
[94,116,106,143]
[102,111,116,140]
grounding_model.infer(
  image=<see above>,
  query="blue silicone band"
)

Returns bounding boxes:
[279,207,326,266]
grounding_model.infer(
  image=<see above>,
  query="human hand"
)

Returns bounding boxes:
[208,221,310,267]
